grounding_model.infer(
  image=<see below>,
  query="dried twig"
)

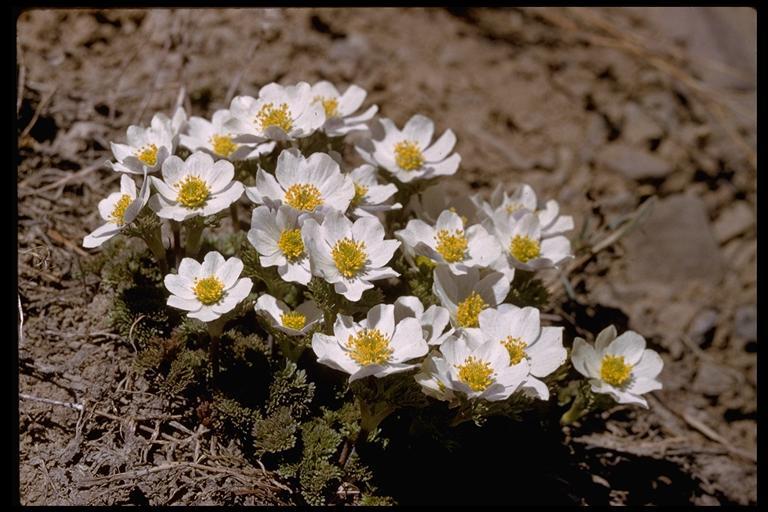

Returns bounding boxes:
[20,85,57,140]
[20,392,84,412]
[18,294,24,346]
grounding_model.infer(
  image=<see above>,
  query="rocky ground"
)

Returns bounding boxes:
[17,7,756,505]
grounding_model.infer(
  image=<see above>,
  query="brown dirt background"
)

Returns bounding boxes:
[17,7,756,505]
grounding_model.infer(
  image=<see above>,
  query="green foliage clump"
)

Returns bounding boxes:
[506,270,550,309]
[253,406,299,456]
[164,348,208,395]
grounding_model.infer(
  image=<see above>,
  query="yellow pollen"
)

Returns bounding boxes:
[175,175,210,209]
[505,202,522,214]
[502,336,528,365]
[414,255,437,270]
[210,134,238,157]
[600,355,633,387]
[193,276,225,305]
[331,238,367,278]
[347,328,392,366]
[314,96,339,118]
[256,102,293,133]
[277,228,305,261]
[136,144,159,166]
[284,183,323,212]
[456,292,487,328]
[435,229,469,263]
[456,356,494,392]
[509,235,541,263]
[109,194,133,226]
[351,182,369,207]
[280,311,307,330]
[394,140,424,171]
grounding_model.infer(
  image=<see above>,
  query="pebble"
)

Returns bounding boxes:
[712,201,754,243]
[733,305,756,342]
[596,143,673,180]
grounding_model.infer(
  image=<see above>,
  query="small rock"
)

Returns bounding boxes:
[688,309,718,346]
[712,201,754,243]
[596,143,673,180]
[623,102,663,145]
[622,193,724,286]
[734,305,756,341]
[692,361,738,396]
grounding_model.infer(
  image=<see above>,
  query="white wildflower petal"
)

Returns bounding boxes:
[606,331,646,365]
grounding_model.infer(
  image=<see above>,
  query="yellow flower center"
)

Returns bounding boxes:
[284,183,323,212]
[210,134,238,157]
[277,228,305,261]
[502,336,528,365]
[434,229,468,263]
[600,355,633,387]
[314,96,339,118]
[350,182,369,207]
[280,311,307,330]
[456,356,494,392]
[509,235,541,263]
[175,175,210,209]
[505,202,522,215]
[109,194,133,226]
[394,140,425,171]
[331,238,367,278]
[135,144,159,166]
[193,276,225,305]
[456,291,487,328]
[256,102,293,133]
[347,328,392,366]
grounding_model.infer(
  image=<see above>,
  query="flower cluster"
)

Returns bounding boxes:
[84,80,663,441]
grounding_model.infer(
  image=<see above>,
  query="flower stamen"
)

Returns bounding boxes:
[210,134,238,157]
[394,140,424,171]
[109,194,133,226]
[456,291,487,328]
[435,228,468,263]
[347,328,392,366]
[281,311,307,330]
[314,96,339,118]
[284,183,323,212]
[256,102,292,133]
[351,182,369,207]
[136,144,159,166]
[509,235,541,263]
[600,355,632,387]
[175,175,210,209]
[193,276,225,305]
[502,336,527,365]
[456,356,494,392]
[277,228,305,261]
[331,238,367,278]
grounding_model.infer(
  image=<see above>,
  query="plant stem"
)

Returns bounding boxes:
[185,218,205,258]
[172,221,182,268]
[230,203,241,232]
[140,223,169,275]
[207,318,226,384]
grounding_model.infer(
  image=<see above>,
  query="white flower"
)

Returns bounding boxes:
[311,304,428,382]
[475,305,566,400]
[475,183,574,239]
[421,332,529,402]
[83,174,150,248]
[254,294,322,336]
[107,111,178,174]
[346,164,401,218]
[245,149,354,217]
[149,152,244,222]
[571,326,663,408]
[303,211,400,302]
[407,182,479,226]
[180,109,276,161]
[310,81,378,137]
[225,82,325,142]
[414,350,457,402]
[490,210,572,272]
[247,205,312,285]
[432,266,510,330]
[164,251,253,322]
[356,114,461,183]
[393,296,454,346]
[396,210,501,275]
